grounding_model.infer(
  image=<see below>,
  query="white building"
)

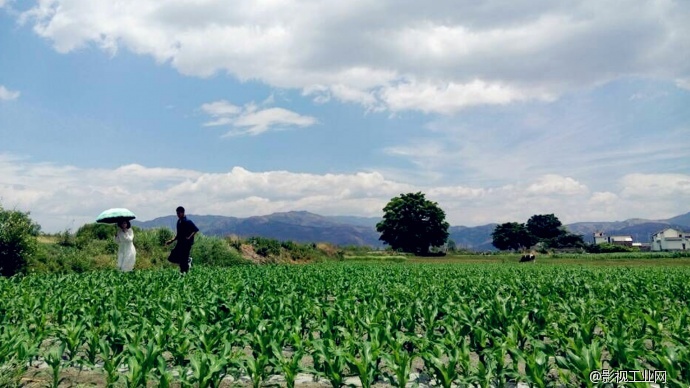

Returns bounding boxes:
[650,228,689,251]
[593,232,634,246]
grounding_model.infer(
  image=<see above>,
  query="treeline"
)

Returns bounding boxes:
[491,214,585,252]
[490,213,644,253]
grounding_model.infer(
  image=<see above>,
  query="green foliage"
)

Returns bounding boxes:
[493,214,585,251]
[526,214,563,240]
[191,234,246,266]
[31,244,96,273]
[133,226,158,254]
[376,192,450,254]
[546,231,586,249]
[1,264,688,386]
[247,236,282,257]
[585,243,637,253]
[0,205,40,277]
[492,222,535,251]
[57,229,76,247]
[76,223,114,242]
[156,228,174,246]
[281,240,316,261]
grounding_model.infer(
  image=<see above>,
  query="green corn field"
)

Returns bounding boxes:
[1,263,689,387]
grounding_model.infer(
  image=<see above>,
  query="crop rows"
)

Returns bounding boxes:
[1,263,689,387]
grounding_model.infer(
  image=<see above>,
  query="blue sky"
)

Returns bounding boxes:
[1,0,689,233]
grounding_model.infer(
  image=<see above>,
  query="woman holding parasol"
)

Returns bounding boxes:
[97,208,137,272]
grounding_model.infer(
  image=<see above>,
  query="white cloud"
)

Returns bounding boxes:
[2,154,689,233]
[380,79,554,114]
[620,173,690,198]
[200,99,317,136]
[588,191,618,205]
[0,85,20,101]
[525,174,588,196]
[16,0,690,114]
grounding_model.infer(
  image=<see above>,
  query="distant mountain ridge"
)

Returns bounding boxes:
[133,211,690,251]
[134,211,385,247]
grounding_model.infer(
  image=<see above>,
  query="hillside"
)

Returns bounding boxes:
[134,211,384,247]
[448,224,499,251]
[134,211,690,251]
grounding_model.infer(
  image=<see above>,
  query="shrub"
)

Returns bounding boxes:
[56,229,77,247]
[133,227,157,254]
[156,228,174,246]
[30,244,95,274]
[191,235,246,266]
[585,243,636,253]
[246,236,281,257]
[76,223,114,242]
[0,206,40,277]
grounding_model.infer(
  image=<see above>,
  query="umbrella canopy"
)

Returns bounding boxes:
[96,208,137,224]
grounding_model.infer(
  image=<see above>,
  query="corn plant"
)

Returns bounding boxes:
[99,338,125,387]
[44,342,67,388]
[554,338,603,387]
[124,340,163,387]
[381,333,416,388]
[270,339,304,388]
[345,340,380,388]
[189,350,229,388]
[310,338,349,388]
[57,317,85,363]
[421,343,465,388]
[155,355,174,388]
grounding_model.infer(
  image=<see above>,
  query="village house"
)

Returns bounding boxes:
[593,232,634,247]
[650,228,689,251]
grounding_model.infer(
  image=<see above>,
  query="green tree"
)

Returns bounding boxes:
[376,192,449,255]
[491,222,535,251]
[526,214,563,240]
[547,232,586,249]
[0,205,41,276]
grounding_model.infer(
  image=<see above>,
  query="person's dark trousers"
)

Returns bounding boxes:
[170,242,193,273]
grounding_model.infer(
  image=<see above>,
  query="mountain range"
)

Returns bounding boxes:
[133,211,690,251]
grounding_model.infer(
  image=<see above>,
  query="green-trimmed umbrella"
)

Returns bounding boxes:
[96,208,137,224]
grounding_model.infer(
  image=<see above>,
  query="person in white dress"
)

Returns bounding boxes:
[115,220,136,272]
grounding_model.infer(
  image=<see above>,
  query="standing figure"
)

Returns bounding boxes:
[115,220,136,271]
[166,206,199,273]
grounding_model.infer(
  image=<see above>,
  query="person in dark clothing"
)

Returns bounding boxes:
[166,206,199,273]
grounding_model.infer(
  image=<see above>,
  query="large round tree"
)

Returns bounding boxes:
[526,214,563,240]
[491,222,535,251]
[376,192,449,254]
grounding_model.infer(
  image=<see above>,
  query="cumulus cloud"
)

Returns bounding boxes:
[3,154,688,232]
[200,99,317,136]
[0,85,20,101]
[16,0,690,114]
[525,174,588,196]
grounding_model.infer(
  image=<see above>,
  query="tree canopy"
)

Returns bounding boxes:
[491,222,535,251]
[526,214,563,240]
[376,192,449,254]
